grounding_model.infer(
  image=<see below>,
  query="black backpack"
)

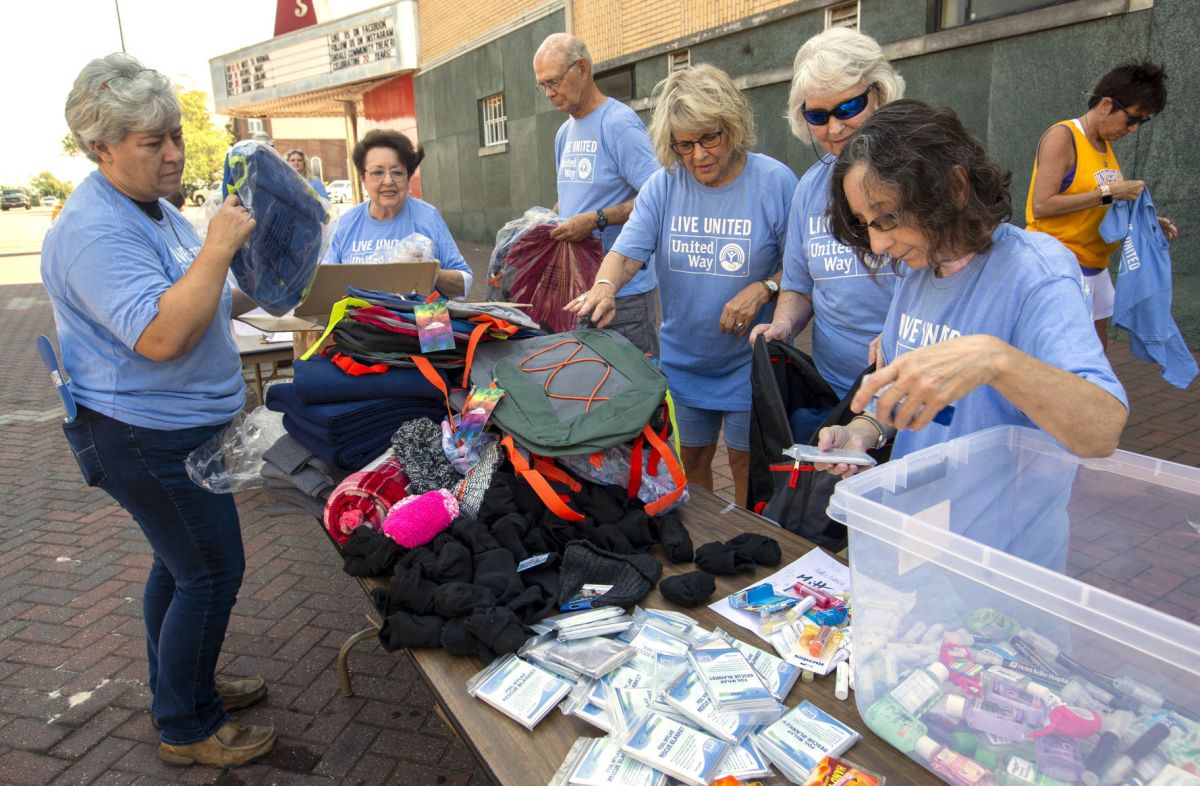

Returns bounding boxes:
[746,336,890,551]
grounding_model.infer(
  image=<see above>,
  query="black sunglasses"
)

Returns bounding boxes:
[801,85,876,126]
[1109,96,1152,127]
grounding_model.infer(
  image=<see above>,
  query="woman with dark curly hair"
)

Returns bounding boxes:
[814,101,1128,477]
[324,129,472,296]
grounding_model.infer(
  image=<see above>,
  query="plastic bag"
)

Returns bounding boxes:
[185,405,286,493]
[487,206,559,298]
[362,232,435,265]
[220,140,332,316]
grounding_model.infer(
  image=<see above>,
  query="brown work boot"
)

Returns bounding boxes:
[158,721,276,767]
[151,676,267,729]
[215,675,267,711]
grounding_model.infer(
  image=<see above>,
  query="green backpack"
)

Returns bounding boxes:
[472,329,687,519]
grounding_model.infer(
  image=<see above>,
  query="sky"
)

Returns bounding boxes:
[0,0,379,188]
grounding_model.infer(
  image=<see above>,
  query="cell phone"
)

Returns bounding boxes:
[784,444,878,467]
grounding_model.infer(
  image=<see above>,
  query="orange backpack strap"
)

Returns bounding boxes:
[640,423,688,517]
[410,355,455,425]
[532,457,582,493]
[460,321,491,389]
[500,436,585,521]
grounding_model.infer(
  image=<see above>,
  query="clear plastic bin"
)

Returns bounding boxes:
[828,426,1200,785]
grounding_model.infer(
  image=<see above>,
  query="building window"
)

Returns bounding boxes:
[309,156,323,181]
[940,0,1065,28]
[247,118,265,134]
[596,66,634,102]
[668,49,691,74]
[480,93,507,147]
[826,1,860,30]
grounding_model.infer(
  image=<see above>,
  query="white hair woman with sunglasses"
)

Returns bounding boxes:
[568,64,798,507]
[750,29,904,439]
[324,129,472,297]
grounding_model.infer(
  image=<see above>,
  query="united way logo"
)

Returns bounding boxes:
[718,242,746,272]
[576,156,593,181]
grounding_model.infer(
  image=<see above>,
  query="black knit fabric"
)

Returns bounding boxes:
[660,571,716,607]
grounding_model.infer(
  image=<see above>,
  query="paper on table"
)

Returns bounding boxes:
[234,308,295,343]
[708,548,850,643]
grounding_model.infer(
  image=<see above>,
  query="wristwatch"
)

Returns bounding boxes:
[595,209,609,230]
[761,279,780,297]
[1099,183,1113,205]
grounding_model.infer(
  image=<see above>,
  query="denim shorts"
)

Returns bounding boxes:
[672,399,751,452]
[608,288,660,358]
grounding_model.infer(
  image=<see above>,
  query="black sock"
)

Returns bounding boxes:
[433,582,496,618]
[378,612,443,651]
[659,571,716,607]
[657,514,694,563]
[727,533,782,566]
[694,541,756,575]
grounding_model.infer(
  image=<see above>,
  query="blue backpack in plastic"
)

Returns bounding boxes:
[221,140,328,316]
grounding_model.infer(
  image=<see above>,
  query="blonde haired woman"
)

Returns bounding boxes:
[751,28,905,439]
[568,64,797,506]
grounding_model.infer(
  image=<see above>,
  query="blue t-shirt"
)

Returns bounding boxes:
[1100,191,1198,390]
[325,197,474,295]
[782,155,896,397]
[613,152,798,411]
[40,171,244,429]
[555,98,660,297]
[881,223,1128,459]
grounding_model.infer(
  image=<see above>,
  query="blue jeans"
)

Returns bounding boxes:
[62,406,244,745]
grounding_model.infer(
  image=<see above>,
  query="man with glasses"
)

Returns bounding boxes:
[533,33,661,355]
[1026,60,1177,348]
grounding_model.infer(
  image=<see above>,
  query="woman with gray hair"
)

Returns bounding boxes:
[568,64,798,506]
[41,53,275,767]
[750,27,904,439]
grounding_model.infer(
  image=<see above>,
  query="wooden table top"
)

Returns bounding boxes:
[383,487,941,786]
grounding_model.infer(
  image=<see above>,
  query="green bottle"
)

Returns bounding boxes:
[864,695,928,753]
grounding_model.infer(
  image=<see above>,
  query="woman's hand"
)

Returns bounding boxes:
[563,282,618,328]
[748,321,791,346]
[549,213,599,243]
[205,195,255,258]
[853,335,1005,431]
[1158,215,1180,241]
[813,424,874,478]
[1111,179,1145,201]
[866,333,884,368]
[720,282,771,337]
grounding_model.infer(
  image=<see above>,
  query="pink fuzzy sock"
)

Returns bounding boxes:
[381,489,459,548]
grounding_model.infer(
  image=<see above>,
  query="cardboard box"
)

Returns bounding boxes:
[236,261,439,333]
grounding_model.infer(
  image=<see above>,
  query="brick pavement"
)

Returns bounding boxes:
[2,242,1197,784]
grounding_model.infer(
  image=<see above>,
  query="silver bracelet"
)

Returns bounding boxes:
[595,278,616,291]
[851,414,888,451]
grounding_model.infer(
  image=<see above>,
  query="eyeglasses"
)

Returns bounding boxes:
[669,129,724,156]
[854,212,900,234]
[801,85,876,126]
[535,61,580,94]
[365,168,408,182]
[1109,96,1152,127]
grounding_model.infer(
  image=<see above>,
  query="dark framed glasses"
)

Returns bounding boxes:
[1109,96,1152,127]
[669,129,724,156]
[801,85,876,126]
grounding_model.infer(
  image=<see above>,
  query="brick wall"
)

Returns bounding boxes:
[575,0,797,63]
[418,0,549,64]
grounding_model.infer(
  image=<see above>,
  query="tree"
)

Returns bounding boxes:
[30,172,73,199]
[58,88,232,189]
[178,88,233,188]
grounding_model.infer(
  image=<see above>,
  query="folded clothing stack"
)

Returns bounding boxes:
[259,433,349,519]
[265,381,446,470]
[291,353,451,406]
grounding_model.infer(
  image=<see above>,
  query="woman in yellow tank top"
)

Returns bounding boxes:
[1026,61,1176,348]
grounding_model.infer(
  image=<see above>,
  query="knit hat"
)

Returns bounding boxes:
[557,541,662,609]
[454,440,503,519]
[391,418,460,494]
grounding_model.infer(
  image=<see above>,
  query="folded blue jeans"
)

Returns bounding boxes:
[61,407,243,745]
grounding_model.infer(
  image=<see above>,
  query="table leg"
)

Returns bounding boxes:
[253,362,265,404]
[337,625,380,697]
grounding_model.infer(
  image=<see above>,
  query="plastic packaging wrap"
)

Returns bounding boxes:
[559,441,690,514]
[185,406,286,493]
[362,232,434,265]
[486,206,602,333]
[220,140,331,316]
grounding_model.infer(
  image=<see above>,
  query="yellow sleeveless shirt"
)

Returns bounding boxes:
[1025,119,1122,270]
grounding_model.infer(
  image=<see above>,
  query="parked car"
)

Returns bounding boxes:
[40,195,59,209]
[192,182,222,206]
[2,189,31,210]
[327,180,352,204]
